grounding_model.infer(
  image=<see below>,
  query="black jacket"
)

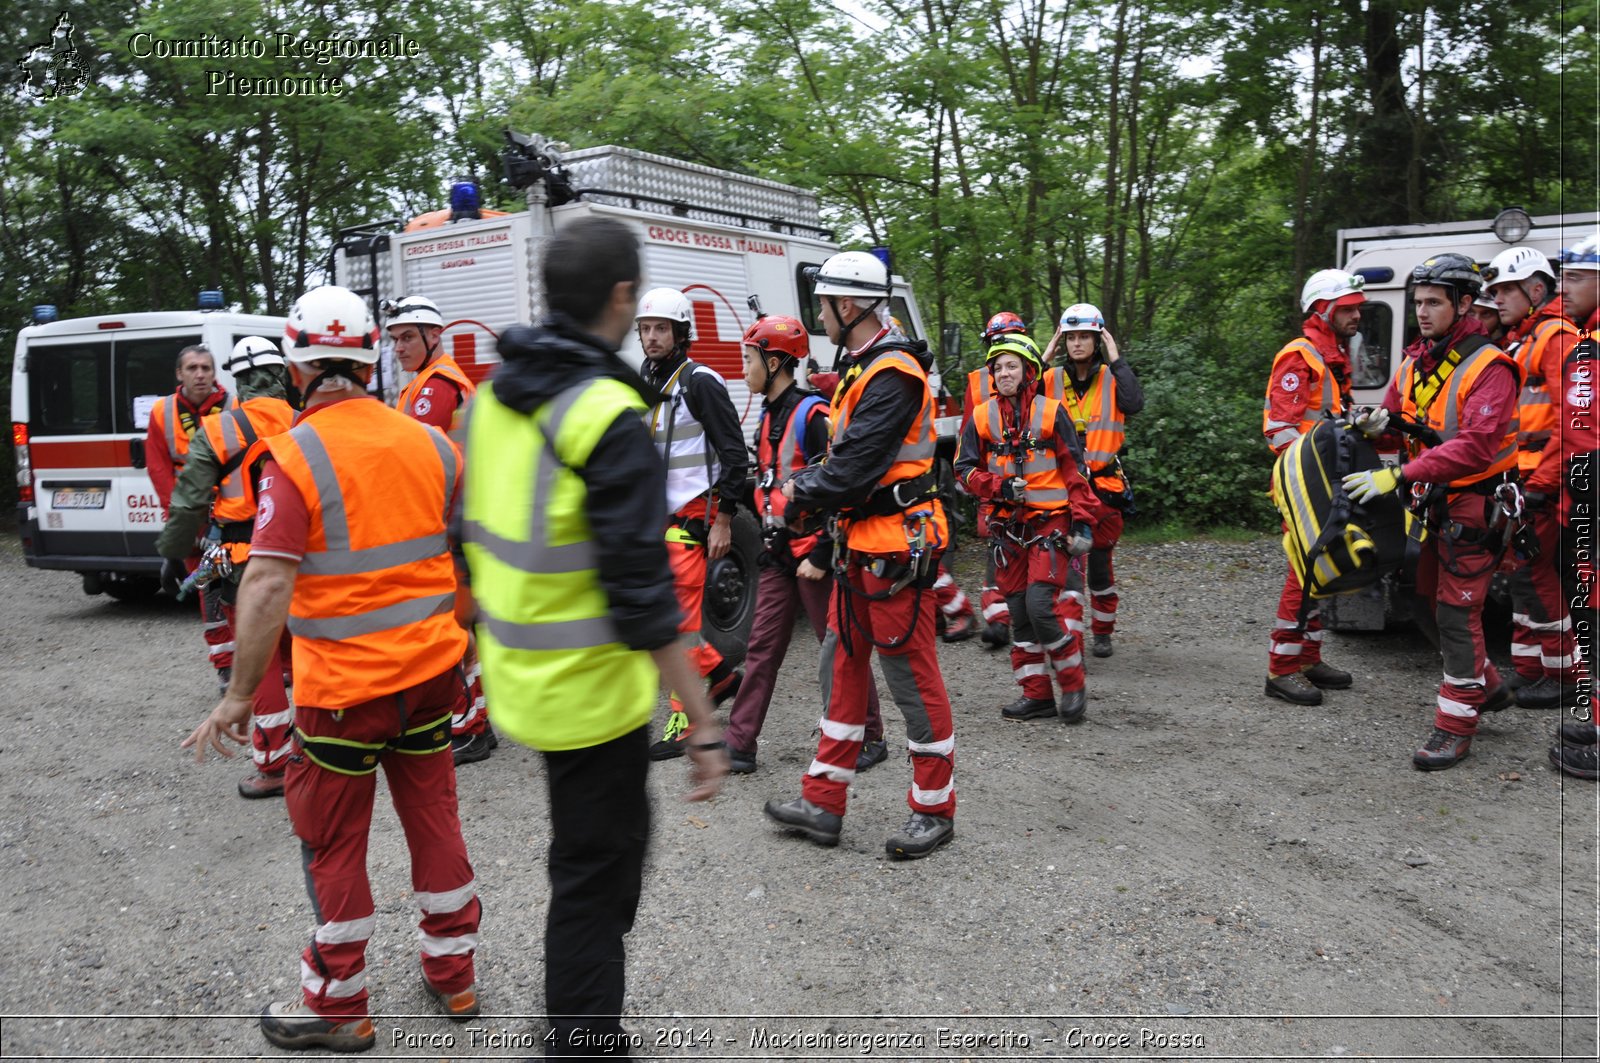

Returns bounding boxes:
[489,315,681,652]
[789,340,925,513]
[642,348,749,516]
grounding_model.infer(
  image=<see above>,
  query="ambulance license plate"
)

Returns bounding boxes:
[52,487,107,510]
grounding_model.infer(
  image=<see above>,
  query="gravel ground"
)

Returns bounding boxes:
[0,532,1595,1061]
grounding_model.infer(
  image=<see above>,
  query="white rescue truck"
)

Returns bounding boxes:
[331,130,953,658]
[1323,208,1595,630]
[11,300,285,599]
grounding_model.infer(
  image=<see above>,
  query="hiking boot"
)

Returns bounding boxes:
[422,975,480,1023]
[1057,688,1088,724]
[941,613,977,643]
[1559,720,1600,745]
[649,711,692,761]
[1479,682,1514,714]
[1506,671,1537,692]
[885,812,954,860]
[1515,676,1571,710]
[451,730,494,766]
[1413,727,1472,771]
[216,665,232,696]
[1001,695,1056,722]
[856,738,889,772]
[1302,661,1353,690]
[1549,742,1600,780]
[1265,672,1323,706]
[727,746,758,774]
[709,669,743,708]
[980,621,1010,649]
[1092,633,1114,658]
[237,769,285,800]
[763,796,841,847]
[259,999,375,1053]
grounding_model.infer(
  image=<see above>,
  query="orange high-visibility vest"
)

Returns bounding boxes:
[1057,364,1126,493]
[266,400,467,709]
[204,397,295,559]
[1397,338,1520,490]
[1262,339,1346,452]
[150,389,234,471]
[398,353,476,425]
[756,394,828,557]
[971,395,1073,514]
[833,348,947,555]
[1508,316,1578,472]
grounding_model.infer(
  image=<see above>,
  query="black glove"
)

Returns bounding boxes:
[1524,490,1549,511]
[160,556,186,598]
[1000,476,1026,502]
[1067,522,1094,556]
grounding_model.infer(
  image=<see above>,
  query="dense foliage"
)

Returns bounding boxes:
[3,0,1595,522]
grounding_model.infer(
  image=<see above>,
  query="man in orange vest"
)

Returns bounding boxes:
[956,337,1099,722]
[385,294,495,765]
[764,250,957,860]
[1042,304,1143,659]
[149,343,236,691]
[1344,254,1520,770]
[1261,269,1365,706]
[183,286,482,1052]
[1484,248,1582,709]
[158,337,296,799]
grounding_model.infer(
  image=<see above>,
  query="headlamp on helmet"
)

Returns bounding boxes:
[1059,303,1106,333]
[1406,253,1483,304]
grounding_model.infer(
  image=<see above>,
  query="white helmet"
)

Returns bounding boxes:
[1473,293,1500,310]
[1059,303,1105,333]
[1558,232,1600,273]
[810,251,889,298]
[635,287,696,340]
[1484,246,1554,290]
[282,286,381,365]
[224,336,286,375]
[1300,269,1366,314]
[384,294,444,330]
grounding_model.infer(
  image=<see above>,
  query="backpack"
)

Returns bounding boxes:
[1271,417,1423,627]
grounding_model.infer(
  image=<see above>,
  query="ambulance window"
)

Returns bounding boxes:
[116,334,201,433]
[889,298,919,341]
[1351,302,1394,389]
[27,342,111,436]
[796,262,823,333]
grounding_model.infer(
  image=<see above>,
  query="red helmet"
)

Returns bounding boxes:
[982,311,1027,342]
[741,315,810,363]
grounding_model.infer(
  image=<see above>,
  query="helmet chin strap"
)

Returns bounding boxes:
[296,364,366,409]
[827,295,882,372]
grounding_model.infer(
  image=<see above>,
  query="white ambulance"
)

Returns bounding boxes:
[332,131,951,659]
[11,301,285,598]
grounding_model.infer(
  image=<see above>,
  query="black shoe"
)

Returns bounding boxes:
[1001,695,1056,721]
[885,812,954,860]
[1506,671,1536,692]
[1550,742,1600,780]
[980,621,1010,649]
[856,738,889,771]
[649,711,691,761]
[1413,727,1472,771]
[1265,672,1323,706]
[1479,682,1514,714]
[451,730,493,766]
[1092,633,1114,658]
[1559,720,1600,745]
[941,613,977,643]
[727,746,758,774]
[763,796,841,847]
[486,724,499,750]
[1302,662,1352,690]
[709,669,743,708]
[237,769,285,800]
[259,999,376,1053]
[1057,688,1087,724]
[1515,676,1570,710]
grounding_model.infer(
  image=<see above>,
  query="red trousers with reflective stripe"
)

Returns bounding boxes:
[667,523,726,713]
[980,550,1010,628]
[1088,508,1124,636]
[1508,508,1581,682]
[1268,564,1324,677]
[1415,493,1504,736]
[221,601,294,775]
[284,667,479,1020]
[190,556,234,674]
[932,563,973,620]
[454,636,488,738]
[998,526,1084,698]
[803,563,955,819]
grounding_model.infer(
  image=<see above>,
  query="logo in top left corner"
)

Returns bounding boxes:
[17,11,88,100]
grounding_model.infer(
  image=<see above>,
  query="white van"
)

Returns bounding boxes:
[11,305,285,598]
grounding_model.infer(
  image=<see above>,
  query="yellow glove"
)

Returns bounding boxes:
[1341,466,1405,503]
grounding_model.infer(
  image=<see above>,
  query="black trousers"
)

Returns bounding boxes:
[543,725,651,1057]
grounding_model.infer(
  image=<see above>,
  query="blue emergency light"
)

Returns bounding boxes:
[869,246,893,275]
[450,180,481,215]
[1354,267,1394,284]
[198,289,225,311]
[32,304,58,324]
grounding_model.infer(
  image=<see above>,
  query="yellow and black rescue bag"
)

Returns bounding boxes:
[1271,417,1423,627]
